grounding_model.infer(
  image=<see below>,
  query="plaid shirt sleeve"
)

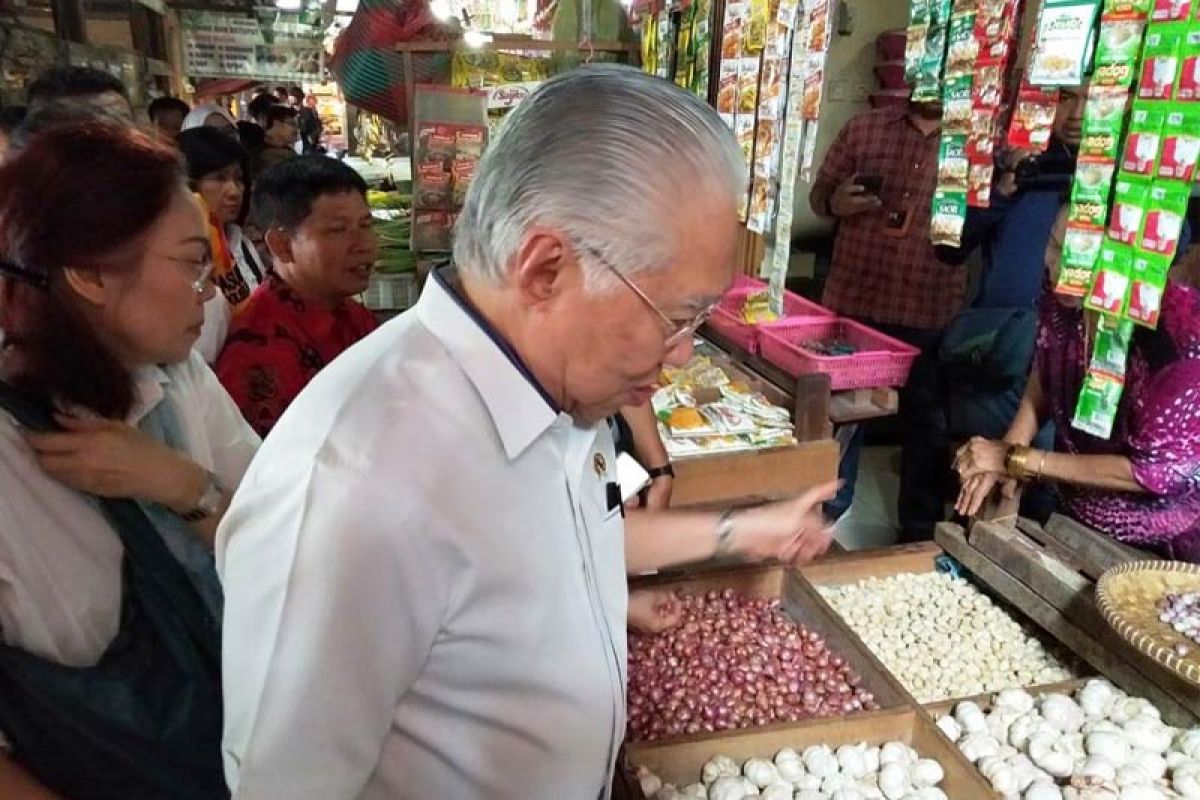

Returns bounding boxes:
[817,117,859,188]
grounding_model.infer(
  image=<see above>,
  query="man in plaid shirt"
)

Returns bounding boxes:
[810,101,964,542]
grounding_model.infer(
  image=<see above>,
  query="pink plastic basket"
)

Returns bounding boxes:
[708,286,834,353]
[758,317,919,390]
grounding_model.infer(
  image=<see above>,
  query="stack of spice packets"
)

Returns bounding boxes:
[1062,0,1200,439]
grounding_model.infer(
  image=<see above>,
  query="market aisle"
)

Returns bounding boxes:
[834,445,900,551]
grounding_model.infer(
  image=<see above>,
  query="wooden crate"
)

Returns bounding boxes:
[628,564,912,747]
[796,542,1087,708]
[936,517,1200,726]
[627,706,995,796]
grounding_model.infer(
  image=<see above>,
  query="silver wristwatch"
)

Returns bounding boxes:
[714,509,737,556]
[180,471,225,523]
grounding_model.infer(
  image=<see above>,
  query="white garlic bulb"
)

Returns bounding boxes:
[863,747,881,775]
[708,775,757,800]
[912,789,948,800]
[744,759,781,789]
[960,733,1002,763]
[1025,783,1064,800]
[991,766,1021,795]
[1177,730,1200,760]
[997,689,1037,715]
[678,785,707,799]
[1040,695,1085,734]
[1117,786,1165,800]
[794,791,825,800]
[774,749,805,785]
[793,773,822,791]
[831,789,866,800]
[638,766,664,797]
[1084,732,1130,767]
[652,784,681,800]
[1121,716,1172,754]
[1008,714,1046,750]
[1029,733,1074,779]
[1108,698,1157,725]
[1129,750,1166,780]
[1113,764,1147,787]
[879,742,913,767]
[703,756,741,785]
[837,744,870,779]
[804,745,840,779]
[1174,762,1200,798]
[935,715,962,742]
[877,762,909,800]
[910,759,943,789]
[759,783,791,800]
[1077,681,1117,720]
[1078,756,1116,782]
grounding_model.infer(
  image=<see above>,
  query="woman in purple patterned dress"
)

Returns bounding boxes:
[955,208,1200,560]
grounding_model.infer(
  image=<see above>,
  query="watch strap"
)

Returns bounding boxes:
[646,464,675,481]
[179,471,223,523]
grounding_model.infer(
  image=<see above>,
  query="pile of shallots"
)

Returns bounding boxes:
[627,588,877,742]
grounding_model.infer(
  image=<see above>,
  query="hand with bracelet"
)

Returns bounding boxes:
[643,463,674,511]
[953,436,1047,517]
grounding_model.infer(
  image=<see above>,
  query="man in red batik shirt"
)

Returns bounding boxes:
[810,100,963,543]
[215,156,378,436]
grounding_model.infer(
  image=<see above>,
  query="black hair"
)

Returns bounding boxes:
[247,93,276,123]
[0,106,27,135]
[262,104,298,128]
[288,86,305,102]
[148,96,189,122]
[26,67,129,106]
[253,155,368,232]
[236,120,265,153]
[177,127,252,224]
[10,104,129,151]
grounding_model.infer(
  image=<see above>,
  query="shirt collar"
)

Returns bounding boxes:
[417,265,562,460]
[126,364,171,426]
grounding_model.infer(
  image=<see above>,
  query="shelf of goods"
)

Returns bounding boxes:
[660,341,838,510]
[625,536,1200,799]
[934,514,1200,727]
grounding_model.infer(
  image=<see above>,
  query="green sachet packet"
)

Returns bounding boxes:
[1070,159,1118,225]
[1089,313,1135,375]
[1086,239,1134,314]
[1059,223,1107,296]
[1073,369,1127,440]
[1120,102,1166,176]
[1094,12,1147,87]
[1107,174,1152,244]
[1127,249,1171,327]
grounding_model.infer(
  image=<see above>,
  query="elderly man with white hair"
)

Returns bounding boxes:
[217,65,835,799]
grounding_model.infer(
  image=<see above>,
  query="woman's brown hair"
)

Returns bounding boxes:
[0,123,184,418]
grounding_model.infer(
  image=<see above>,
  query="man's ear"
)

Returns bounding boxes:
[510,228,573,305]
[264,227,294,265]
[61,267,107,306]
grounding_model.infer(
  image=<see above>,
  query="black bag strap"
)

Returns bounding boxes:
[0,382,220,665]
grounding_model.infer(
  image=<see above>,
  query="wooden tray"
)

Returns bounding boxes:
[797,542,1085,707]
[627,706,996,796]
[628,564,912,746]
[1096,560,1200,686]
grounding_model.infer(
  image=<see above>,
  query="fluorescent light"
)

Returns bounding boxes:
[275,0,302,9]
[335,0,358,11]
[430,0,454,20]
[463,29,493,47]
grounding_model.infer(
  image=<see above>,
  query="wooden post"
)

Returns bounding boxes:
[50,0,86,43]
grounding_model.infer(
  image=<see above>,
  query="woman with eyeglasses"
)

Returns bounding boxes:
[177,127,268,363]
[0,123,257,799]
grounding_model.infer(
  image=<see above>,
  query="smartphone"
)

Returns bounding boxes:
[857,174,884,195]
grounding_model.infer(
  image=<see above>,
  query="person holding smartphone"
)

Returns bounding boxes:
[809,100,961,543]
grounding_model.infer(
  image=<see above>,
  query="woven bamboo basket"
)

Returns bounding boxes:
[1096,560,1200,686]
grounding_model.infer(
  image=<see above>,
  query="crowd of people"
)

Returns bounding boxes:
[811,82,1200,558]
[0,65,838,799]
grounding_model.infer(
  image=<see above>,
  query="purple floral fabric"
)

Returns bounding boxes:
[1037,281,1200,555]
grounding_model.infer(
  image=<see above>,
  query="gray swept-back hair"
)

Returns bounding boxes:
[453,65,746,291]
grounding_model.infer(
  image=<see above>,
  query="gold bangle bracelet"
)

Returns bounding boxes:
[1032,450,1049,480]
[1005,445,1031,480]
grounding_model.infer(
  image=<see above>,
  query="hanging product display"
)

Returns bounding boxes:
[1059,8,1200,439]
[1027,0,1103,85]
[410,86,488,254]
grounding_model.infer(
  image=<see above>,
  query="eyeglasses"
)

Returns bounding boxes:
[160,253,216,295]
[577,244,718,349]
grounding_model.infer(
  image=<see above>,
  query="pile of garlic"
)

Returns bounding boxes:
[938,680,1200,799]
[637,741,949,800]
[817,573,1072,702]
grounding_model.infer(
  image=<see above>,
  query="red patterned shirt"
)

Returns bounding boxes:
[813,107,966,330]
[215,274,378,436]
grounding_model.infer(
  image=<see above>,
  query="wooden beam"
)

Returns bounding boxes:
[50,0,87,42]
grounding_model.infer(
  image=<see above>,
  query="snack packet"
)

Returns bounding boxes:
[1059,223,1107,295]
[1090,314,1135,374]
[1138,21,1186,99]
[938,134,970,189]
[906,24,930,84]
[973,59,1006,108]
[931,189,968,246]
[717,61,739,114]
[1128,250,1171,325]
[1081,87,1129,159]
[1029,0,1104,85]
[946,11,981,76]
[968,162,994,206]
[1103,0,1152,13]
[1138,180,1190,255]
[1093,12,1147,86]
[1158,105,1200,179]
[1086,240,1134,313]
[1120,102,1166,174]
[738,56,761,114]
[1070,160,1118,225]
[1072,369,1126,439]
[943,75,975,132]
[1107,175,1152,243]
[1178,24,1200,100]
[416,163,451,210]
[455,126,485,159]
[1007,84,1060,150]
[968,108,999,159]
[1153,0,1193,21]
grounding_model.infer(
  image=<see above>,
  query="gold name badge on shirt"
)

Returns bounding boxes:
[593,453,607,479]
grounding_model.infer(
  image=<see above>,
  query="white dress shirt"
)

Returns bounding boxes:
[0,351,259,668]
[197,224,268,364]
[218,269,629,799]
